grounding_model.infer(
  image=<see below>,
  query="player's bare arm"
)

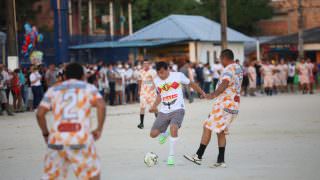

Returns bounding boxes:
[149,94,161,113]
[36,107,50,143]
[91,98,106,141]
[207,79,229,99]
[189,81,206,98]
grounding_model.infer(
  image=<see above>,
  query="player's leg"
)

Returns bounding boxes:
[41,149,68,180]
[184,108,215,165]
[138,97,146,129]
[184,126,211,165]
[150,112,169,138]
[167,109,185,165]
[209,132,227,168]
[90,174,100,180]
[71,143,101,180]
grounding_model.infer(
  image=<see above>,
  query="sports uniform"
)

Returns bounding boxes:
[297,63,310,85]
[39,79,102,179]
[261,64,274,88]
[204,63,243,133]
[248,66,257,89]
[139,69,157,109]
[278,64,288,86]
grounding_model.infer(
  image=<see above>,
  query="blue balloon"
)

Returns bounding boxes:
[24,23,32,34]
[37,33,43,42]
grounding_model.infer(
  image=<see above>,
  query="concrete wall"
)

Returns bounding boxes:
[191,41,245,66]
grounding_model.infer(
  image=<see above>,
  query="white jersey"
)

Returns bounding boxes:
[154,72,190,114]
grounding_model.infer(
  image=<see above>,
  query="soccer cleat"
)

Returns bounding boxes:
[209,162,227,168]
[167,156,175,165]
[137,123,144,129]
[158,133,169,144]
[183,154,202,165]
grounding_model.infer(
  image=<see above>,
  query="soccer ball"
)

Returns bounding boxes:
[144,152,159,167]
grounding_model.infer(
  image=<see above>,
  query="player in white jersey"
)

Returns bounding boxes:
[36,63,106,180]
[184,49,243,168]
[149,61,206,165]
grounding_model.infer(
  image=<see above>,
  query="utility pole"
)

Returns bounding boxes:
[298,0,304,59]
[220,0,228,50]
[52,0,69,64]
[6,0,18,69]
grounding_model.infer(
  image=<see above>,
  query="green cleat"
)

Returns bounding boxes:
[159,134,168,144]
[167,156,175,166]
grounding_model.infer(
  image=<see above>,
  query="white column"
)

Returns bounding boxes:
[109,0,114,37]
[128,1,133,35]
[68,0,73,35]
[120,4,124,35]
[88,0,93,35]
[256,38,261,61]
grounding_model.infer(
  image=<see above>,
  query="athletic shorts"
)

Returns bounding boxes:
[151,109,185,133]
[263,76,273,88]
[41,141,100,180]
[140,94,156,109]
[204,106,238,133]
[287,77,294,84]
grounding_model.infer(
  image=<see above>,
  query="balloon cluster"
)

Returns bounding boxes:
[21,23,44,61]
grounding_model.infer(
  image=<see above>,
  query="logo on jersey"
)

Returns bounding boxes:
[157,82,180,93]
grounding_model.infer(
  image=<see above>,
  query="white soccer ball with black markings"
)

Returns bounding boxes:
[144,152,158,167]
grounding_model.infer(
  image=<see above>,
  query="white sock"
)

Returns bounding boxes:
[169,137,178,156]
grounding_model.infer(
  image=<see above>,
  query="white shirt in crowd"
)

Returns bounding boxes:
[212,63,224,79]
[153,72,190,114]
[30,71,42,86]
[288,63,296,77]
[203,67,212,82]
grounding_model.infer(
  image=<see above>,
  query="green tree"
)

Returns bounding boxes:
[0,0,41,32]
[132,0,273,35]
[132,0,203,31]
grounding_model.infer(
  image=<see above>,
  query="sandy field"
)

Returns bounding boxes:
[0,94,320,180]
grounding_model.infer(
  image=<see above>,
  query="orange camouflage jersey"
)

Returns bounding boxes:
[204,63,243,133]
[138,69,157,108]
[39,79,102,146]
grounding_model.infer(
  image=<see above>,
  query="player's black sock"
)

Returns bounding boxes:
[154,113,158,118]
[217,147,225,163]
[196,144,207,159]
[140,114,144,125]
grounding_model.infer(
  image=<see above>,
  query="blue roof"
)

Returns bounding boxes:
[120,14,255,42]
[69,39,185,49]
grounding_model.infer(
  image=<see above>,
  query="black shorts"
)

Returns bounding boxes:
[287,77,294,84]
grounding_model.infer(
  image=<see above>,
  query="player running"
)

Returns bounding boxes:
[184,49,243,168]
[137,60,158,129]
[149,61,206,165]
[36,63,106,180]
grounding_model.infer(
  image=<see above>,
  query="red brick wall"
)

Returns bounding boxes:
[257,0,320,36]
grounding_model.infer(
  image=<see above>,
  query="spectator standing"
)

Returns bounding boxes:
[107,64,116,105]
[212,60,223,91]
[0,64,13,116]
[29,66,43,109]
[45,64,57,88]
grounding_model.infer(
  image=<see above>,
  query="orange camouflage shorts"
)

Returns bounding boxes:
[204,105,238,133]
[41,141,100,180]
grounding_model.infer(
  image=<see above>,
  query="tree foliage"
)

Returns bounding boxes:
[132,0,273,35]
[0,0,41,32]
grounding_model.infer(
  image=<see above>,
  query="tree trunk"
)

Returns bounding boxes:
[6,0,18,56]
